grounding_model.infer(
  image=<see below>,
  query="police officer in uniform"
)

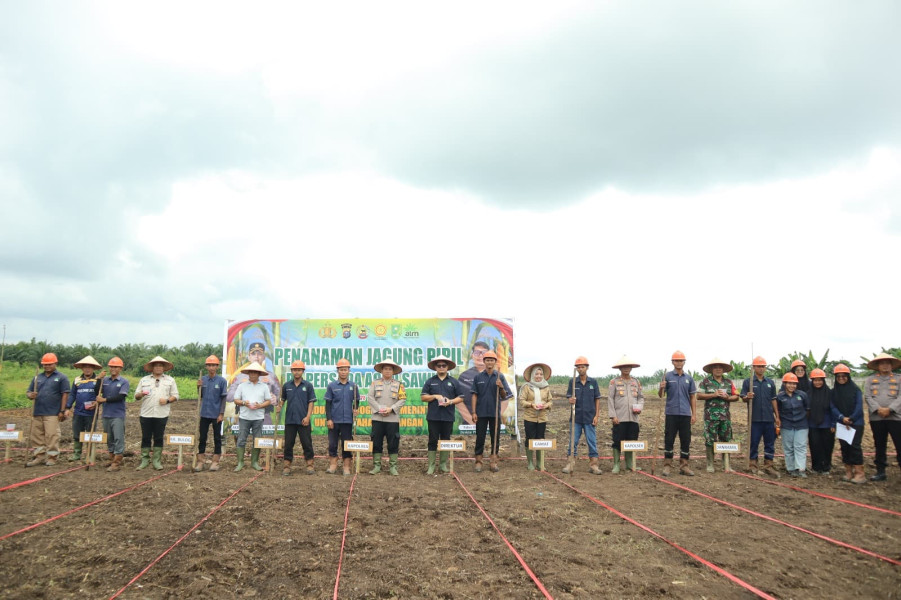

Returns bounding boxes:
[367,359,407,476]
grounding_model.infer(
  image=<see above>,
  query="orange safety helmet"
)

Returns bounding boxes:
[809,368,826,379]
[107,357,124,367]
[290,360,307,370]
[40,353,58,365]
[782,372,799,383]
[671,351,686,361]
[752,356,767,367]
[790,359,806,370]
[336,358,351,368]
[833,364,851,375]
[483,351,498,360]
[574,356,589,366]
[205,355,221,365]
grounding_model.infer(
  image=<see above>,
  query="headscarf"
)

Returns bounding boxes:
[831,377,859,417]
[808,380,831,426]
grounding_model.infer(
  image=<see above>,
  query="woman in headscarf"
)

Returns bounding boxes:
[830,364,866,484]
[807,369,834,475]
[520,363,553,471]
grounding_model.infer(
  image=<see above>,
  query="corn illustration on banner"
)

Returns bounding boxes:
[223,318,515,436]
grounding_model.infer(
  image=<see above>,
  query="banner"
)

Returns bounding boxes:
[223,318,515,436]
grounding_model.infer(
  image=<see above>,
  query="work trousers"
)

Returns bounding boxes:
[664,414,692,460]
[371,420,400,454]
[838,424,864,465]
[71,414,94,445]
[198,417,223,454]
[781,428,808,472]
[236,418,262,449]
[103,417,126,455]
[284,423,314,462]
[427,420,453,451]
[139,416,168,449]
[523,420,547,447]
[567,422,599,458]
[611,421,640,449]
[328,423,353,458]
[475,416,500,455]
[808,427,835,472]
[30,415,61,457]
[749,421,777,460]
[870,420,901,470]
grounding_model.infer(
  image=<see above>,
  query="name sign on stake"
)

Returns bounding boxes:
[438,440,466,452]
[344,440,373,453]
[714,442,741,453]
[528,439,556,450]
[0,431,23,441]
[166,435,194,446]
[80,432,107,444]
[254,438,283,449]
[620,440,647,452]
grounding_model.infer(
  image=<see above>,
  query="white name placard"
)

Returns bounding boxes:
[714,442,741,453]
[254,437,283,449]
[0,431,22,441]
[438,440,466,452]
[166,434,194,446]
[620,440,647,452]
[80,432,107,443]
[345,441,373,452]
[529,439,556,450]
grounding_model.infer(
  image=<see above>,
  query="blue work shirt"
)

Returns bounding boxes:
[282,378,317,424]
[200,375,228,419]
[663,371,696,417]
[68,375,102,417]
[777,390,809,430]
[471,371,513,418]
[565,377,601,424]
[100,376,130,419]
[325,380,359,424]
[28,370,70,416]
[422,375,463,422]
[741,377,778,423]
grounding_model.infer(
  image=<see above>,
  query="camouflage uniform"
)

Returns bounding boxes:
[699,376,735,446]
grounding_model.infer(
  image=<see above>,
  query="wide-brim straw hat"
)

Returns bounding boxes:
[427,356,457,371]
[73,355,102,369]
[241,361,269,375]
[612,355,640,369]
[867,352,901,371]
[143,356,174,372]
[703,357,733,374]
[523,362,552,382]
[374,359,403,374]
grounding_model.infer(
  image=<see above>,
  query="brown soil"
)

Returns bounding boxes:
[1,386,899,599]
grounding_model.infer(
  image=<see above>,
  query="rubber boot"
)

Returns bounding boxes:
[870,467,887,482]
[679,457,695,476]
[525,450,534,471]
[763,459,780,479]
[209,455,221,471]
[136,447,151,470]
[474,454,483,473]
[369,453,382,474]
[611,449,621,474]
[851,464,867,484]
[152,447,163,471]
[426,451,437,475]
[343,457,352,476]
[69,441,83,462]
[706,446,715,473]
[107,454,123,472]
[389,454,399,476]
[562,456,575,474]
[283,460,292,476]
[439,451,450,473]
[589,457,602,475]
[661,458,672,477]
[250,448,263,471]
[723,453,733,473]
[627,452,641,472]
[194,453,205,473]
[233,447,246,472]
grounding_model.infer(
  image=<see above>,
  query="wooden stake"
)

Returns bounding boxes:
[85,372,106,470]
[192,369,202,472]
[569,367,577,475]
[24,366,39,468]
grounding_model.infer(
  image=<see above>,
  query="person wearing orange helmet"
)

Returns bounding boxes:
[25,353,70,467]
[781,359,812,396]
[829,364,866,483]
[863,353,901,482]
[195,355,228,472]
[740,356,780,477]
[98,357,129,472]
[281,360,317,476]
[470,350,513,472]
[807,368,835,475]
[563,356,602,475]
[657,351,697,477]
[324,358,360,475]
[776,372,810,478]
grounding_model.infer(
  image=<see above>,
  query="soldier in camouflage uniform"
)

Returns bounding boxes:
[698,358,738,473]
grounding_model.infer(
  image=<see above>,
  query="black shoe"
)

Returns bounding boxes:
[870,471,887,482]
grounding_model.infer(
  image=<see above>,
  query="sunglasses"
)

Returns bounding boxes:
[435,363,448,368]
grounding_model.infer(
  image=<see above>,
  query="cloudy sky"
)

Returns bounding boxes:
[2,0,899,375]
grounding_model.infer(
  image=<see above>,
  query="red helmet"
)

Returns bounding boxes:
[205,355,221,365]
[40,353,58,365]
[752,356,767,367]
[809,368,826,379]
[291,360,307,370]
[671,351,686,361]
[833,364,851,375]
[336,358,351,368]
[107,357,124,367]
[782,373,799,383]
[790,359,806,370]
[574,356,589,366]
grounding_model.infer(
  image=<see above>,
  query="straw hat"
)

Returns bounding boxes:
[241,361,269,375]
[702,357,733,374]
[523,363,552,382]
[74,355,102,369]
[143,356,174,372]
[427,356,457,371]
[612,355,640,369]
[374,359,403,374]
[867,352,901,371]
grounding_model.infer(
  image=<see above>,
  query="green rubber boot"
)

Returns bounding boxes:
[369,453,382,474]
[152,447,163,470]
[611,448,621,474]
[233,447,246,472]
[389,453,399,476]
[136,447,151,470]
[250,448,263,471]
[526,450,535,471]
[706,446,715,473]
[426,451,437,475]
[625,451,640,472]
[439,451,450,473]
[68,441,83,462]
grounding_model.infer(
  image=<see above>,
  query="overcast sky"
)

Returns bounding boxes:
[2,0,899,376]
